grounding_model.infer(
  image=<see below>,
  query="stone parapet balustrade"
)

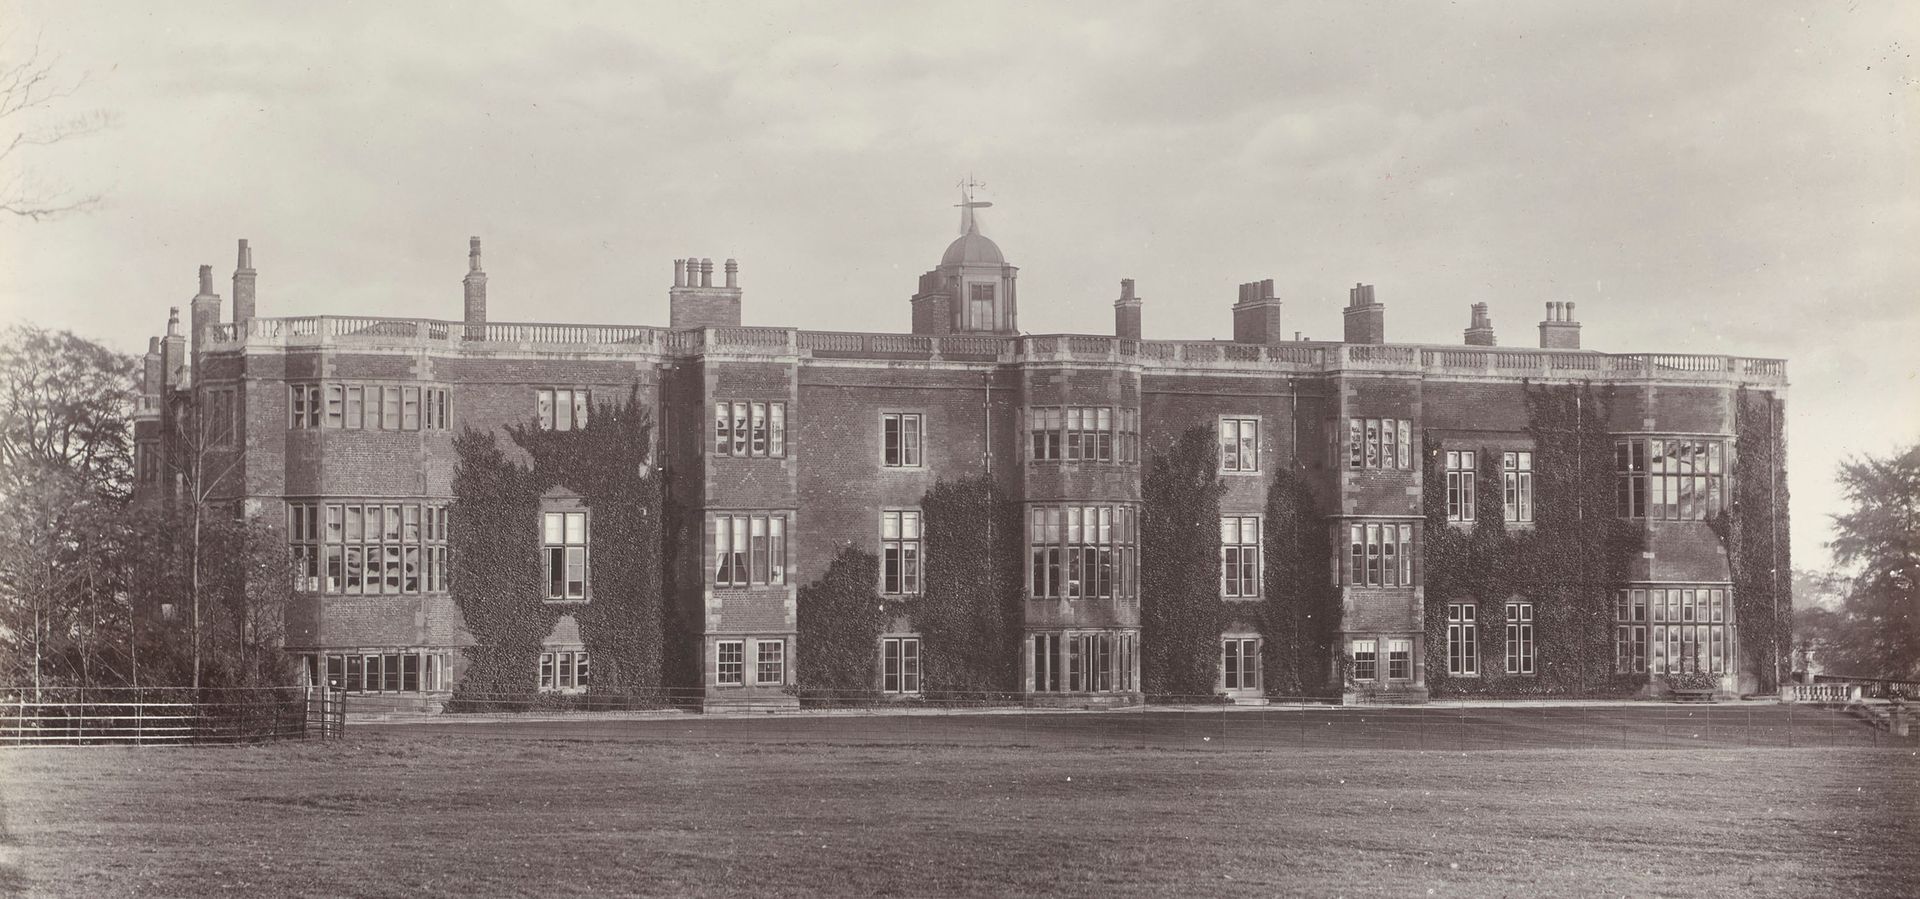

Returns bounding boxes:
[202,316,1787,386]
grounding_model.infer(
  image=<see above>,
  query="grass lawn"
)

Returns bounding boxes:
[3,728,1917,897]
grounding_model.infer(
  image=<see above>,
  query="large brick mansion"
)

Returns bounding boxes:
[131,195,1789,706]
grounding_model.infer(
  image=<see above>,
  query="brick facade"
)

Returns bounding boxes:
[131,226,1789,706]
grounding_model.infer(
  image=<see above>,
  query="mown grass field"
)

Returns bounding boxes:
[2,715,1917,897]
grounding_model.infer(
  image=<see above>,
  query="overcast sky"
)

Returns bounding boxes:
[1,1,1913,570]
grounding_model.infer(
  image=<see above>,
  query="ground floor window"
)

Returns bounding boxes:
[1447,603,1478,676]
[757,639,786,686]
[882,637,920,694]
[539,649,589,692]
[307,650,451,693]
[1032,631,1135,693]
[1388,639,1412,680]
[1505,602,1535,675]
[1351,640,1377,682]
[1616,587,1734,675]
[1222,637,1260,691]
[716,640,744,686]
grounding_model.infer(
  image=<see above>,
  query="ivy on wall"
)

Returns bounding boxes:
[447,388,670,703]
[794,545,888,702]
[1422,382,1646,698]
[1258,467,1340,696]
[1141,425,1227,697]
[913,475,1024,696]
[1726,386,1791,693]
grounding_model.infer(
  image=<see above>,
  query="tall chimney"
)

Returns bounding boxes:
[463,237,487,330]
[161,308,188,391]
[143,336,163,397]
[1231,278,1284,345]
[1464,302,1496,346]
[1115,278,1142,341]
[232,239,257,328]
[1539,301,1581,349]
[189,264,222,365]
[1342,282,1385,345]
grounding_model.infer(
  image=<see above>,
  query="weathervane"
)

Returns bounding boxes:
[955,175,992,235]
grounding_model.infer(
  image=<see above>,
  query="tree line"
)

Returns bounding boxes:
[1,324,295,694]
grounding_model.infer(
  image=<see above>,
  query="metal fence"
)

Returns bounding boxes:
[358,691,1916,752]
[1,686,345,747]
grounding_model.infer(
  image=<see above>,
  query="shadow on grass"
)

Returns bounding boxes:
[0,802,30,896]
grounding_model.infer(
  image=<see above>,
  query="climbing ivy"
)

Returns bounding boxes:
[1422,382,1646,698]
[447,388,671,705]
[1257,467,1340,696]
[913,475,1024,697]
[1727,386,1791,693]
[1141,425,1227,697]
[794,545,888,703]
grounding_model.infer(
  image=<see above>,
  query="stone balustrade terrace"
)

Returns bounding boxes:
[202,316,1787,385]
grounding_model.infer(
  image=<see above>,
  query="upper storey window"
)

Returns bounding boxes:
[537,388,589,431]
[1029,407,1137,464]
[715,401,787,458]
[966,283,995,331]
[882,412,923,468]
[543,510,588,600]
[315,385,448,431]
[1615,437,1723,520]
[1445,451,1476,522]
[1347,418,1412,470]
[1503,452,1534,523]
[1220,417,1259,473]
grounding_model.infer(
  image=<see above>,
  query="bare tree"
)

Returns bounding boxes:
[0,31,113,221]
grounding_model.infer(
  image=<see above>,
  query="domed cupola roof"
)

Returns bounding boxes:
[941,180,1005,267]
[942,227,1004,266]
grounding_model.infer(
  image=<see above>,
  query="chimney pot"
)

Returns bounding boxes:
[1565,301,1576,321]
[724,258,739,289]
[1120,278,1135,300]
[673,258,686,288]
[700,258,713,287]
[197,265,213,296]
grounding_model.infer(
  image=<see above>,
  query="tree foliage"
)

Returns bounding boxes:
[1258,467,1338,696]
[448,388,670,702]
[1141,425,1225,697]
[913,474,1024,696]
[1807,441,1920,680]
[795,545,888,699]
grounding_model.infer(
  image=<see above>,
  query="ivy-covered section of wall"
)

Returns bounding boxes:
[1258,468,1340,696]
[448,390,670,704]
[1142,425,1227,697]
[913,475,1025,696]
[794,545,888,702]
[1727,386,1791,693]
[1423,383,1646,698]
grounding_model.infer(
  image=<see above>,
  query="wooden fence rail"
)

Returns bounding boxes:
[0,687,344,747]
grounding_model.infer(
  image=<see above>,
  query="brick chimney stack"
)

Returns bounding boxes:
[142,336,163,397]
[1464,302,1496,346]
[1538,301,1581,349]
[232,239,257,329]
[463,237,487,329]
[669,255,744,329]
[1232,279,1284,345]
[161,307,187,391]
[1343,283,1385,345]
[189,264,222,367]
[1115,278,1142,340]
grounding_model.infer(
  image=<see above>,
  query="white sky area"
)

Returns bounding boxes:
[1,1,1914,571]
